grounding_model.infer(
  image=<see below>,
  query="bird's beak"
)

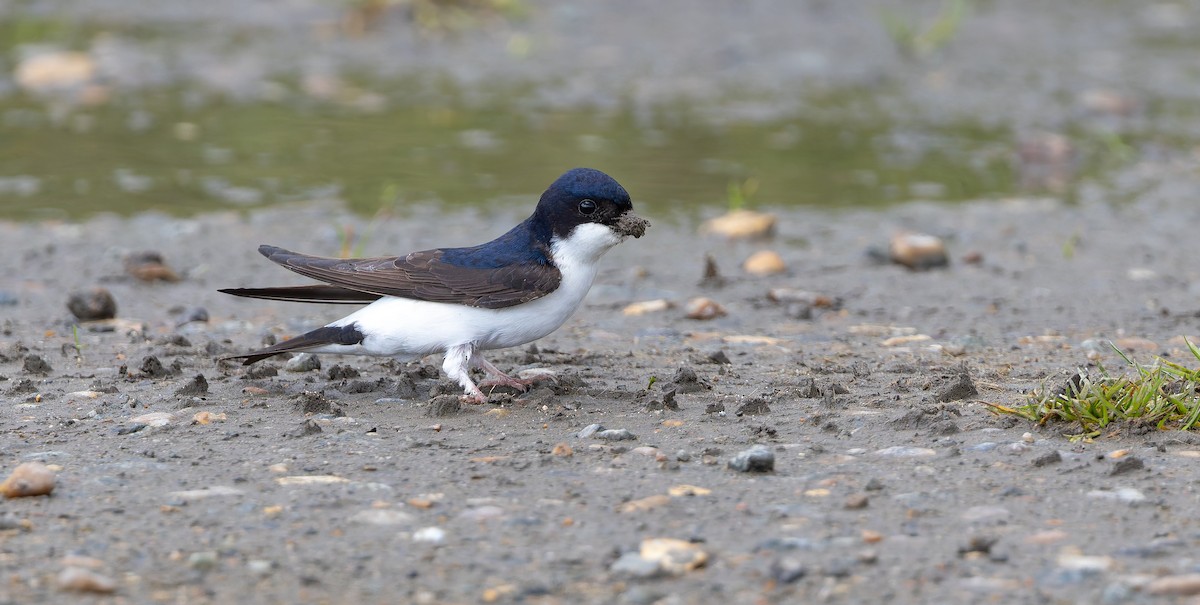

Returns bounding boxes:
[614,213,649,238]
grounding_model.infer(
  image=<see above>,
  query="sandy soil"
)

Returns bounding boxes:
[3,187,1200,604]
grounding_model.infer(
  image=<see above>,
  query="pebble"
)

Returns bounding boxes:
[667,484,710,496]
[1087,488,1145,503]
[351,509,414,526]
[684,297,727,320]
[124,251,181,282]
[699,209,776,239]
[1056,553,1114,573]
[57,567,117,594]
[1031,450,1062,467]
[728,445,775,472]
[706,350,732,364]
[610,552,662,579]
[1146,574,1200,596]
[167,486,244,501]
[959,576,1020,592]
[192,411,226,425]
[246,560,273,577]
[412,527,446,544]
[1025,530,1069,545]
[622,299,673,316]
[595,429,637,441]
[130,412,173,427]
[873,446,936,458]
[1,462,56,498]
[844,494,869,509]
[942,343,966,356]
[639,538,708,575]
[187,551,219,570]
[889,232,949,270]
[1109,456,1144,476]
[285,353,321,372]
[275,475,349,486]
[577,423,603,438]
[881,334,931,347]
[742,250,786,275]
[618,495,672,513]
[1003,442,1030,454]
[551,443,573,457]
[458,505,505,522]
[767,288,827,306]
[66,288,117,321]
[770,556,807,583]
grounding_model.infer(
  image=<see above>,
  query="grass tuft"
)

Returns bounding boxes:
[881,0,967,59]
[987,339,1200,441]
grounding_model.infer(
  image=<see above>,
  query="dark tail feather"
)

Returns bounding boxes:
[219,285,382,304]
[223,324,366,366]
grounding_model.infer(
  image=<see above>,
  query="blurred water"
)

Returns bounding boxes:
[2,0,1188,221]
[0,90,1018,221]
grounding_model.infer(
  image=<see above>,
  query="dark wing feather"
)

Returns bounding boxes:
[223,325,365,365]
[218,284,383,304]
[257,245,560,309]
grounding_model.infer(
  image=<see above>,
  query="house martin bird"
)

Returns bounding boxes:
[220,167,649,402]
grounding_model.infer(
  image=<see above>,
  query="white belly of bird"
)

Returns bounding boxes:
[319,222,622,358]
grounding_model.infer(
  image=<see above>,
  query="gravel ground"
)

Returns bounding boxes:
[3,186,1200,603]
[6,1,1200,604]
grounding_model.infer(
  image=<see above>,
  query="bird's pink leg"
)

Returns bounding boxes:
[443,343,488,403]
[472,354,535,392]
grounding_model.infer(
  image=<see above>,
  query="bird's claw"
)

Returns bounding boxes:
[460,392,489,405]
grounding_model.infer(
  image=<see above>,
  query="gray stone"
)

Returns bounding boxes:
[610,552,661,578]
[595,429,637,441]
[770,556,806,583]
[728,445,775,472]
[285,353,321,373]
[578,423,603,438]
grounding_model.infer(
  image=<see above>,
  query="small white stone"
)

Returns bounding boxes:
[873,446,937,458]
[412,527,446,544]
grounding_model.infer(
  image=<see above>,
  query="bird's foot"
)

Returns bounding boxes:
[459,383,490,405]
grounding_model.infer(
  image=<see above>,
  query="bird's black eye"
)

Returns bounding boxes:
[578,199,598,215]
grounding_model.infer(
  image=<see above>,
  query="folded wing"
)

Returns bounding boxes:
[223,245,561,309]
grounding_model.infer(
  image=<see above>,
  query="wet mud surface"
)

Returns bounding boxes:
[3,191,1200,604]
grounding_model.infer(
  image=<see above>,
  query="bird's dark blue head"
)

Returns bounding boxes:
[534,168,637,240]
[442,168,645,269]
